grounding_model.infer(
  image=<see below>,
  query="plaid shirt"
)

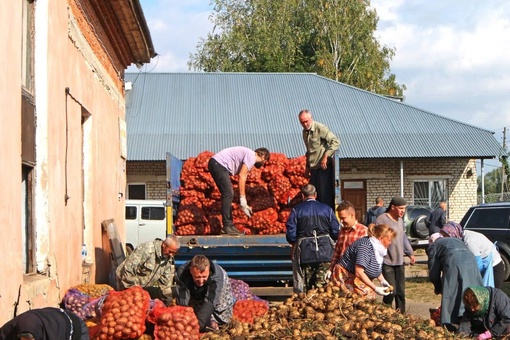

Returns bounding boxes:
[329,222,368,270]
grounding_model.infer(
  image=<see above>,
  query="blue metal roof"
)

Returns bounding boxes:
[125,72,503,161]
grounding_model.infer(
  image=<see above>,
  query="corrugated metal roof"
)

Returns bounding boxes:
[125,72,503,161]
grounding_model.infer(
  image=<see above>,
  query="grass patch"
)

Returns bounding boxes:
[406,277,441,305]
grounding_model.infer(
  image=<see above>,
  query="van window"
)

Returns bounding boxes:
[465,207,510,230]
[141,207,165,220]
[125,206,137,220]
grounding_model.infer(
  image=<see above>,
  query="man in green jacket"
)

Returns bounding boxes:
[298,109,340,210]
[116,235,180,303]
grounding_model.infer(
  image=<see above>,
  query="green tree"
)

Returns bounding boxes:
[188,0,406,96]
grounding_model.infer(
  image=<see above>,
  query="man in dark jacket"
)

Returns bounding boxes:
[174,255,235,332]
[365,197,386,226]
[427,201,447,234]
[286,184,340,293]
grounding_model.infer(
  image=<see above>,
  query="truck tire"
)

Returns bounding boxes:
[411,215,429,239]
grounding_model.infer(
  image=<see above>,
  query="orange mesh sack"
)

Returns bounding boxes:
[148,305,200,340]
[92,286,150,340]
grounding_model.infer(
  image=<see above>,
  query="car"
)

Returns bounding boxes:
[404,205,433,248]
[460,202,510,281]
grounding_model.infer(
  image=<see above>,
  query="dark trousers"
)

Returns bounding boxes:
[310,157,335,210]
[382,264,406,312]
[208,158,234,228]
[494,260,506,290]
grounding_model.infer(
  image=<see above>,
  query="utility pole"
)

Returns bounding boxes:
[502,127,507,200]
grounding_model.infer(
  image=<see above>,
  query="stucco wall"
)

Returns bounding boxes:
[126,158,478,222]
[0,0,24,323]
[0,0,129,323]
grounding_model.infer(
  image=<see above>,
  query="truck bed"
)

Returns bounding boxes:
[175,234,293,283]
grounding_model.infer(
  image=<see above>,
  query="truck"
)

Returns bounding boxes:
[164,152,341,288]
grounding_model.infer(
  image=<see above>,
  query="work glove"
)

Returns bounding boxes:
[380,279,390,288]
[374,286,390,296]
[240,195,253,218]
[324,270,332,281]
[477,330,492,340]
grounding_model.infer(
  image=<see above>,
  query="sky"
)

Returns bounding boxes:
[129,0,510,172]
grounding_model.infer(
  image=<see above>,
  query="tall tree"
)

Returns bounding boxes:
[188,0,406,96]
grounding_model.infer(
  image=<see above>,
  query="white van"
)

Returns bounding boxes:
[125,200,167,252]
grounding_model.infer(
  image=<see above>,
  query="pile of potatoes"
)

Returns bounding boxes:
[201,284,471,340]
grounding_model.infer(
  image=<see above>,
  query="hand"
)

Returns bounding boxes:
[374,286,390,296]
[240,195,253,218]
[477,330,492,340]
[324,270,332,281]
[380,279,390,288]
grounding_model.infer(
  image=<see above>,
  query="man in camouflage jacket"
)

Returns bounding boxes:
[116,235,180,302]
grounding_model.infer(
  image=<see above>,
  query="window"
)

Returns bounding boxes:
[22,0,36,275]
[125,206,137,220]
[413,180,446,208]
[22,165,35,274]
[464,207,510,230]
[127,184,146,199]
[141,207,165,220]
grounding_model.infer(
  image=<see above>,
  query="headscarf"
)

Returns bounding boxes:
[429,232,443,243]
[441,221,463,239]
[464,286,490,317]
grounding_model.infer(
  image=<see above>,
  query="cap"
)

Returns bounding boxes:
[389,196,406,207]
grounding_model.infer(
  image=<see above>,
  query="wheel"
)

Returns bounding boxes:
[411,215,429,239]
[126,244,134,257]
[500,251,510,282]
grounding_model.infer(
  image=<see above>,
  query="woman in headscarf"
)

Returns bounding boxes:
[441,221,504,289]
[428,232,483,330]
[458,285,510,339]
[331,223,396,299]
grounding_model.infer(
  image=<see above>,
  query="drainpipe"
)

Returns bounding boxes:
[400,160,404,197]
[481,159,485,204]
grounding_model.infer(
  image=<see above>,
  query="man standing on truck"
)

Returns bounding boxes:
[208,146,270,235]
[286,184,339,293]
[116,235,180,303]
[298,109,340,210]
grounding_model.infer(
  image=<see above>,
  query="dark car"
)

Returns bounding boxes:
[404,205,433,248]
[460,202,510,280]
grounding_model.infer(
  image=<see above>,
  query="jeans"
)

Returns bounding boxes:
[382,264,406,312]
[208,158,234,228]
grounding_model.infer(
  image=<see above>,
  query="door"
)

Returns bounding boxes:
[341,180,367,223]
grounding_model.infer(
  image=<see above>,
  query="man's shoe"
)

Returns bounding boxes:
[221,226,242,235]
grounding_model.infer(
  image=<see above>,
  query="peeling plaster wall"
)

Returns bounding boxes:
[0,0,130,323]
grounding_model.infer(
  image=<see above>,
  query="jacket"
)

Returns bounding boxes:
[175,259,234,331]
[458,287,510,338]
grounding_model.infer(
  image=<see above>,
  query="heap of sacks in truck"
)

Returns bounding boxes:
[175,151,307,235]
[63,280,268,340]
